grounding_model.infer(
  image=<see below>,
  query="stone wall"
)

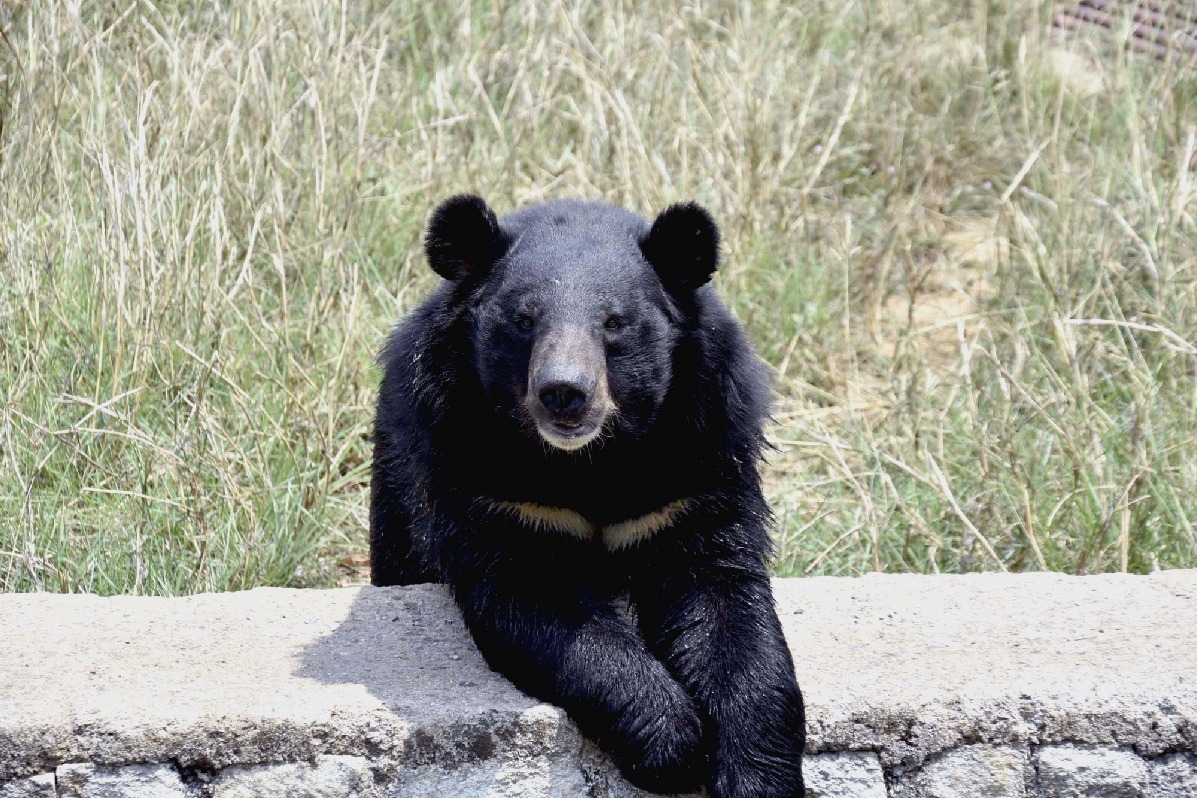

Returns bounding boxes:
[1,572,1194,797]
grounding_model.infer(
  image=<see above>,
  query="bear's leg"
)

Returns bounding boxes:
[634,537,806,798]
[369,478,436,586]
[449,559,707,793]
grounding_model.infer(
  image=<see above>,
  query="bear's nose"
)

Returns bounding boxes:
[537,381,589,416]
[534,371,593,417]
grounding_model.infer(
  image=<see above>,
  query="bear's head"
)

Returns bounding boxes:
[424,194,720,453]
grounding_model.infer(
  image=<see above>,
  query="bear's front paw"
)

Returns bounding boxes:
[611,689,706,794]
[712,757,804,798]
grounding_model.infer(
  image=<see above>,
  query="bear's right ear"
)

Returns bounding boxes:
[424,194,506,282]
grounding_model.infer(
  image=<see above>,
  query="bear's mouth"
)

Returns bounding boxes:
[536,418,603,451]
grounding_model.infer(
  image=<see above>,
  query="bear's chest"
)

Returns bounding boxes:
[486,497,690,552]
[484,446,688,515]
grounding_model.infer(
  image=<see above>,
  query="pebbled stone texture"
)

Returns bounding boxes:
[210,756,375,798]
[1146,753,1197,798]
[803,751,886,797]
[894,744,1028,797]
[55,764,189,798]
[0,774,54,798]
[1036,745,1148,797]
[0,572,1194,796]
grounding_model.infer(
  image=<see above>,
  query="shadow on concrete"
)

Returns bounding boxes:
[292,583,526,716]
[289,583,614,789]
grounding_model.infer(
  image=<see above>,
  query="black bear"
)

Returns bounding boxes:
[370,195,805,797]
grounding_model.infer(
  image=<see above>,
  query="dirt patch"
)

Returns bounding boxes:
[1046,47,1108,97]
[863,217,1004,378]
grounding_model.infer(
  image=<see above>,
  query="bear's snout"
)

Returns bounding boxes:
[526,326,611,451]
[535,373,592,417]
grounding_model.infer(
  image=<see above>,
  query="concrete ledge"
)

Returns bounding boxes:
[1,572,1195,797]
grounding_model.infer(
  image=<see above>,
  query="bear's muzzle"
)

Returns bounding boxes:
[526,325,613,451]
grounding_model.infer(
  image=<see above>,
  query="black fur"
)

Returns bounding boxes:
[370,196,806,797]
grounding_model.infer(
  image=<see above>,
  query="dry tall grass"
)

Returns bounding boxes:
[2,1,1195,593]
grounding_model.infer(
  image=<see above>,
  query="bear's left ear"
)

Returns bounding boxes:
[640,201,721,292]
[424,194,507,282]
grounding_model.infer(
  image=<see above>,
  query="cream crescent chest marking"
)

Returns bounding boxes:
[601,499,689,550]
[489,499,690,550]
[490,501,593,541]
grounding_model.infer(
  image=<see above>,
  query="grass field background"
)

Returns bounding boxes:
[2,1,1195,594]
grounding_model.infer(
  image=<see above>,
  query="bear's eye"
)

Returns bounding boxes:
[604,316,623,330]
[516,315,536,331]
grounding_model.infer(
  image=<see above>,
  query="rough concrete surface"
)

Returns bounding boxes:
[802,752,886,798]
[0,572,1194,797]
[1036,744,1148,796]
[210,756,375,798]
[0,773,54,798]
[892,744,1028,797]
[1147,753,1197,797]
